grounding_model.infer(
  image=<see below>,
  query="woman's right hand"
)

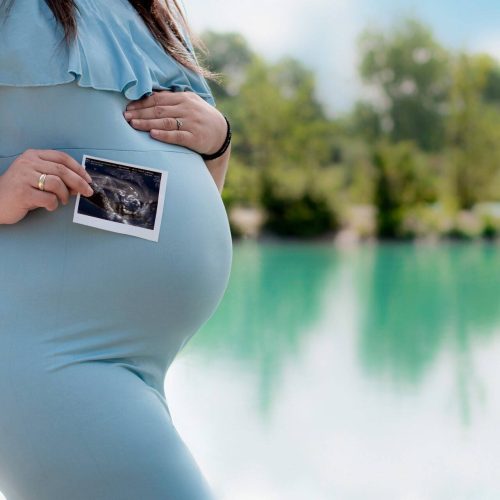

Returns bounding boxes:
[0,149,94,225]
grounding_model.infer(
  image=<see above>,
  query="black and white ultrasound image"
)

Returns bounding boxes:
[77,157,162,230]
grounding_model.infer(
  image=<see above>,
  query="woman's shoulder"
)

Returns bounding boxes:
[0,0,215,104]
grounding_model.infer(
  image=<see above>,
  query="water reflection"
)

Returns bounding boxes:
[190,241,500,412]
[172,241,500,499]
[188,241,339,416]
[356,243,500,424]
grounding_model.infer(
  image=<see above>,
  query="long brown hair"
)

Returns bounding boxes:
[0,0,218,81]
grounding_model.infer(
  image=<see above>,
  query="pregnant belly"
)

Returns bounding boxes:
[0,146,233,375]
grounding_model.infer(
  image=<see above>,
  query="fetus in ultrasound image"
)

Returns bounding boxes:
[77,157,162,230]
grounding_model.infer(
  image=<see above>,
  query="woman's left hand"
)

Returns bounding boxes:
[123,90,227,157]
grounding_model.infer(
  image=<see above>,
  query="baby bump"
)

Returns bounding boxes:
[0,147,232,370]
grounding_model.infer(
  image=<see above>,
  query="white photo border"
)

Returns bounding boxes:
[73,154,168,242]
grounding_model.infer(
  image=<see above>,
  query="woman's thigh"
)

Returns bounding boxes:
[0,361,215,500]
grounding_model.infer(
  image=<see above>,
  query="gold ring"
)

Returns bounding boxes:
[38,173,47,191]
[176,118,183,130]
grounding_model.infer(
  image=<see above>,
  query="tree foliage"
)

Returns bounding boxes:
[359,18,450,151]
[201,19,500,240]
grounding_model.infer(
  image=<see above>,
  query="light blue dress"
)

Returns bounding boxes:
[0,1,232,499]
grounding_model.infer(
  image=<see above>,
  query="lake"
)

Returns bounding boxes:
[167,240,500,500]
[2,240,500,499]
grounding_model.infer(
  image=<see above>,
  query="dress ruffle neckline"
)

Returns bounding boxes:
[0,0,216,105]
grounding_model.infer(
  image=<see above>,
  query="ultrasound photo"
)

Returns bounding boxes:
[73,155,168,242]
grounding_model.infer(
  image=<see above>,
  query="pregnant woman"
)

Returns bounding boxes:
[0,0,232,499]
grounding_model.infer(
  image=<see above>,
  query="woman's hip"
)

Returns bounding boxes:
[0,360,215,500]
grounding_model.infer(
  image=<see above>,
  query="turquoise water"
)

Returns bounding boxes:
[167,241,500,500]
[2,241,500,499]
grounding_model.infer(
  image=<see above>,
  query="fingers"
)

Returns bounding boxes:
[0,149,95,222]
[127,117,180,132]
[36,149,93,183]
[124,103,184,121]
[32,171,71,205]
[33,159,94,198]
[29,188,60,212]
[125,90,186,111]
[149,129,194,148]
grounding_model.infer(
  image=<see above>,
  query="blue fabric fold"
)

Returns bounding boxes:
[0,0,216,105]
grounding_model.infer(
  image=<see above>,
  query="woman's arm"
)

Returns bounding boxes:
[204,142,231,194]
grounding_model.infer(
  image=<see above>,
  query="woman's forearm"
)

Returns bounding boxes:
[204,142,231,194]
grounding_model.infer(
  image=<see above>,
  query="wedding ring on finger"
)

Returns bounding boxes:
[175,118,183,131]
[38,173,47,191]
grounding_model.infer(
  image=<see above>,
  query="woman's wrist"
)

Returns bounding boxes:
[200,115,232,161]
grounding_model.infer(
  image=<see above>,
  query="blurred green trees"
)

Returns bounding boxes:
[373,141,437,239]
[198,21,500,240]
[445,53,500,210]
[358,19,450,151]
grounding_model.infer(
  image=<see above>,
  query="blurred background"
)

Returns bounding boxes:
[1,2,499,500]
[181,0,500,242]
[163,1,500,499]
